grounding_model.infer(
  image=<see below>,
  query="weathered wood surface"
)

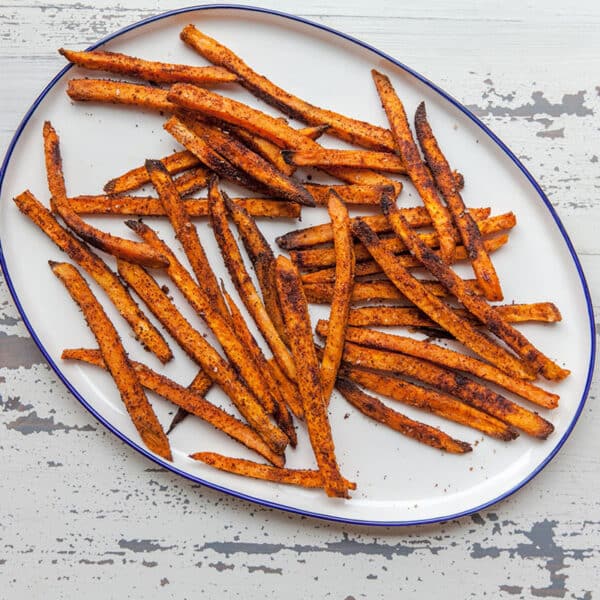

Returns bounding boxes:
[0,1,598,598]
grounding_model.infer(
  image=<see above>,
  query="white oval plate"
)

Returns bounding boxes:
[0,6,594,526]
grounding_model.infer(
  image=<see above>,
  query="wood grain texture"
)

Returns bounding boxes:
[0,1,598,598]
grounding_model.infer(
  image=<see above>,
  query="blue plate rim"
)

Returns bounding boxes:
[0,3,595,527]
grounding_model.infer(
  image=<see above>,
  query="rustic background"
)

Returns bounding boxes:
[1,1,598,598]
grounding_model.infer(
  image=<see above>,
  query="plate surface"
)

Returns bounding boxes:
[0,6,594,525]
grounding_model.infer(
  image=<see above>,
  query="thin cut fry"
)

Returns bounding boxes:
[372,70,456,262]
[320,193,355,402]
[62,348,283,466]
[275,256,349,498]
[415,102,503,300]
[347,302,563,328]
[340,363,517,441]
[69,195,301,218]
[276,207,491,250]
[383,199,570,381]
[174,167,212,197]
[266,357,304,420]
[337,341,554,438]
[50,261,171,460]
[283,149,406,173]
[352,218,534,380]
[303,184,393,206]
[116,257,288,455]
[13,190,172,362]
[231,126,297,176]
[191,452,356,490]
[43,121,168,269]
[318,322,559,410]
[167,368,214,435]
[208,181,296,380]
[60,48,238,84]
[335,378,472,453]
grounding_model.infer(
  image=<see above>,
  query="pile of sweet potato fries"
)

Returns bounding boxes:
[13,25,569,498]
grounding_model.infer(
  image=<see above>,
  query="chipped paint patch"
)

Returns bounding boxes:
[5,410,96,435]
[118,539,176,553]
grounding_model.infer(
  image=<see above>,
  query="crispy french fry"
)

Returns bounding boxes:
[115,257,288,455]
[208,181,296,380]
[43,122,168,269]
[13,190,172,362]
[352,218,534,380]
[275,256,349,498]
[191,452,356,490]
[337,341,554,438]
[222,288,297,446]
[174,167,212,197]
[372,70,456,262]
[276,207,492,250]
[290,213,515,270]
[266,357,304,420]
[146,159,229,317]
[50,262,171,460]
[104,150,202,195]
[304,278,481,304]
[67,78,175,111]
[62,348,283,466]
[303,184,394,206]
[283,149,406,173]
[320,193,355,402]
[415,102,503,300]
[319,322,559,410]
[180,25,396,151]
[69,195,301,218]
[230,126,296,176]
[340,363,517,441]
[125,220,289,452]
[383,199,570,381]
[346,302,563,328]
[60,48,237,84]
[302,236,508,284]
[335,378,472,453]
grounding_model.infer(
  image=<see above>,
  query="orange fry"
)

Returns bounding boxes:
[283,149,406,173]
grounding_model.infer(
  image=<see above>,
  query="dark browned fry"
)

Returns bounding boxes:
[62,348,283,466]
[372,70,456,262]
[266,358,304,420]
[415,102,503,300]
[335,378,472,453]
[275,255,349,498]
[230,126,296,176]
[166,369,213,435]
[50,262,171,460]
[283,149,406,173]
[174,167,212,197]
[43,121,168,269]
[60,48,237,84]
[383,199,570,381]
[191,452,356,490]
[13,190,172,362]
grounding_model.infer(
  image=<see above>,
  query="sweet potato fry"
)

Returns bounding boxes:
[166,368,214,435]
[335,378,472,453]
[104,150,202,195]
[146,159,229,317]
[303,183,394,206]
[43,122,168,269]
[275,256,349,498]
[352,219,534,380]
[173,167,212,197]
[62,348,283,466]
[340,363,517,441]
[67,78,175,112]
[372,70,456,262]
[191,452,356,490]
[116,257,288,455]
[50,262,171,460]
[69,195,301,218]
[320,193,355,402]
[415,102,503,300]
[337,341,554,438]
[301,236,508,284]
[266,358,304,420]
[319,322,559,410]
[283,149,406,173]
[383,199,570,381]
[125,220,289,451]
[13,190,171,362]
[290,212,515,270]
[60,48,237,84]
[346,302,563,328]
[180,24,396,151]
[276,207,491,250]
[208,182,296,380]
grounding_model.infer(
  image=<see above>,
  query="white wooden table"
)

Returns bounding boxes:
[1,2,598,597]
